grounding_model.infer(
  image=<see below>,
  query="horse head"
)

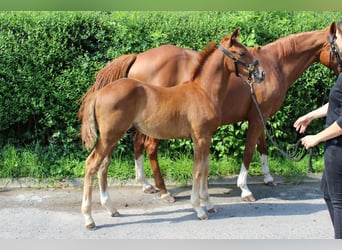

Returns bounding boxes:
[219,27,265,83]
[319,21,342,74]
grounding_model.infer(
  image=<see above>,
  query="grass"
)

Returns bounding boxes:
[0,144,324,186]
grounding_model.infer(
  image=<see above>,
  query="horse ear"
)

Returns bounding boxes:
[231,27,240,40]
[229,27,240,46]
[330,21,337,37]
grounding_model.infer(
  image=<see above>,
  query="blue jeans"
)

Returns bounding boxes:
[321,144,342,239]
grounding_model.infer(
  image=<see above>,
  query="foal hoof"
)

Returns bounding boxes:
[85,222,97,230]
[241,194,256,202]
[198,214,208,220]
[265,181,277,187]
[110,211,120,217]
[208,207,217,214]
[160,192,175,203]
[143,186,157,194]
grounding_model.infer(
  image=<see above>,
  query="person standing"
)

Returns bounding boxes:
[293,20,342,239]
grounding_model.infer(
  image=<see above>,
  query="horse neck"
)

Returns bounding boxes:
[258,29,327,91]
[194,49,232,106]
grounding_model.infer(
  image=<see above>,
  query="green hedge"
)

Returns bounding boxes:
[0,11,341,166]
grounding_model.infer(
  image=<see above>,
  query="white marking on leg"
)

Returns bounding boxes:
[134,155,153,191]
[99,187,118,216]
[237,163,252,198]
[261,154,274,184]
[194,206,207,220]
[82,195,95,227]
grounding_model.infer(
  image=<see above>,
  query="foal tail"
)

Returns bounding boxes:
[78,54,137,121]
[80,92,98,151]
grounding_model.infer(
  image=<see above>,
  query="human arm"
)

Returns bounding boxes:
[293,103,329,134]
[301,121,342,149]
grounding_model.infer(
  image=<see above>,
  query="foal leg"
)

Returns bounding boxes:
[133,132,156,193]
[199,156,216,214]
[191,136,214,220]
[257,132,275,186]
[98,156,120,217]
[82,147,106,229]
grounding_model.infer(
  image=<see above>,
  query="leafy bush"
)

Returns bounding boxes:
[0,11,341,179]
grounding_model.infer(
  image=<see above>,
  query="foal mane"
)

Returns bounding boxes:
[191,40,218,80]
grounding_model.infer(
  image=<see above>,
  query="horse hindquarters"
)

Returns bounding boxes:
[81,82,140,229]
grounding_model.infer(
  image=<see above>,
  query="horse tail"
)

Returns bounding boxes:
[78,53,137,121]
[93,53,137,91]
[80,92,98,151]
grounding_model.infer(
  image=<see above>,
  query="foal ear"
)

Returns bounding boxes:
[329,21,336,37]
[229,27,240,47]
[231,27,240,41]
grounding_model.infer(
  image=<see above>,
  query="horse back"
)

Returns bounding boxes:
[129,45,200,86]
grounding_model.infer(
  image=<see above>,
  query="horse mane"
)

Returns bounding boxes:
[272,34,297,57]
[191,40,218,80]
[266,29,328,58]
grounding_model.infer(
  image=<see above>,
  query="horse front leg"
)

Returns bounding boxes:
[256,131,276,186]
[133,131,156,193]
[237,123,263,202]
[191,136,214,220]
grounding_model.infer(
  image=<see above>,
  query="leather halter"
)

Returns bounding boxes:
[329,34,342,74]
[218,45,259,81]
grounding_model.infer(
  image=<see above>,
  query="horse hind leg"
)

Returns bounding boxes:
[144,136,174,203]
[82,148,105,230]
[133,132,156,194]
[98,156,120,218]
[82,133,123,230]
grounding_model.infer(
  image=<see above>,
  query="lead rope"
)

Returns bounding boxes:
[246,80,320,165]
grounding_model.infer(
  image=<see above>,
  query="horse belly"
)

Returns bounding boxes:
[134,118,191,140]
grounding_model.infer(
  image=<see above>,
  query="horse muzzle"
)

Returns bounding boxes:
[253,69,266,83]
[249,60,265,83]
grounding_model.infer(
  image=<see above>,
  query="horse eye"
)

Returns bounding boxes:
[239,51,245,56]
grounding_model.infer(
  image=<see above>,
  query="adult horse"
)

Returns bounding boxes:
[79,28,264,229]
[83,22,340,203]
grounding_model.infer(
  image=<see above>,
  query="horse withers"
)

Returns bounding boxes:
[79,28,264,229]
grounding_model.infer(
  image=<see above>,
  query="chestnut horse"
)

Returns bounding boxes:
[79,28,264,229]
[83,22,340,203]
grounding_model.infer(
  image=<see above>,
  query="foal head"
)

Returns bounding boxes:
[219,28,265,83]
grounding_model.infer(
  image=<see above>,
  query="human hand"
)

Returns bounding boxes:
[300,135,319,149]
[293,115,312,134]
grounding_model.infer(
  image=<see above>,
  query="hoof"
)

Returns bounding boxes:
[241,194,256,202]
[265,181,277,187]
[160,192,175,203]
[208,207,217,214]
[110,211,120,217]
[198,214,208,220]
[143,186,157,194]
[85,222,96,230]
